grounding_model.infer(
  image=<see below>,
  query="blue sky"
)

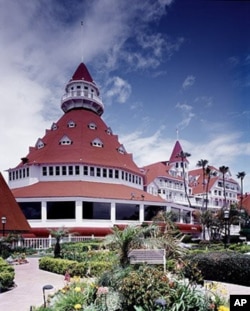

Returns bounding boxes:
[0,0,250,191]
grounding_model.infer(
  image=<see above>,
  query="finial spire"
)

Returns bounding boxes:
[81,21,84,62]
[176,127,179,140]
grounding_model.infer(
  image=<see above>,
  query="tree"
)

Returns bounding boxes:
[236,171,246,212]
[219,166,229,208]
[204,166,217,211]
[50,227,69,258]
[196,159,209,209]
[103,225,159,267]
[176,151,192,208]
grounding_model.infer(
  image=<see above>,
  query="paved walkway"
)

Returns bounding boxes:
[0,257,64,311]
[0,257,249,311]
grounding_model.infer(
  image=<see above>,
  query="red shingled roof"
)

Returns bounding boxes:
[0,173,31,233]
[12,180,165,203]
[16,109,142,175]
[70,62,94,83]
[169,140,189,163]
[142,161,183,186]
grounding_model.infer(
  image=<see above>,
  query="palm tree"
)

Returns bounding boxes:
[236,171,246,212]
[176,150,192,208]
[103,225,159,267]
[50,227,69,258]
[196,159,209,209]
[219,166,229,208]
[204,166,217,210]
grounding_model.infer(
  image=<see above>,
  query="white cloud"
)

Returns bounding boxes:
[182,75,196,90]
[175,102,195,130]
[105,77,132,104]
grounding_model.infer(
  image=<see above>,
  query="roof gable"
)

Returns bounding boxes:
[0,173,30,233]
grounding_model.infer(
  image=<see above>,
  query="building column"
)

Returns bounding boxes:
[41,201,47,222]
[139,203,144,223]
[75,201,82,225]
[110,202,116,223]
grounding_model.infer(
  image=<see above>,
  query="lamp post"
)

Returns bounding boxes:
[155,298,166,310]
[223,208,230,249]
[1,216,7,237]
[42,284,53,307]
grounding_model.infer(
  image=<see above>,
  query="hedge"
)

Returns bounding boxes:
[0,257,15,291]
[39,257,113,278]
[184,251,250,286]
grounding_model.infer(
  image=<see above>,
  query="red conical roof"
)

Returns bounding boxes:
[70,63,94,83]
[169,140,189,163]
[0,172,31,234]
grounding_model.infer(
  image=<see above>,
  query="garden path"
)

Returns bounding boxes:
[0,257,64,311]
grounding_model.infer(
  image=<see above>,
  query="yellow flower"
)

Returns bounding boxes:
[218,306,229,311]
[74,286,81,292]
[74,303,82,310]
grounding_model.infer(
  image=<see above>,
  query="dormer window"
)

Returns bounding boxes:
[92,138,103,148]
[88,122,97,130]
[106,127,113,135]
[117,145,126,154]
[36,138,45,149]
[67,120,76,128]
[59,135,72,145]
[51,123,58,130]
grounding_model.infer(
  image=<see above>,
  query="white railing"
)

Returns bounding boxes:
[13,236,100,250]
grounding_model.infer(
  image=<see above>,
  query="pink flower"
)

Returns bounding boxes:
[97,286,109,296]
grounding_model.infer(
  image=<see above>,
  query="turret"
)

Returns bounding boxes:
[61,63,104,116]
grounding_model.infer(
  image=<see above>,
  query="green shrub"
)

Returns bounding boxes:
[0,257,15,291]
[184,251,250,286]
[39,257,113,278]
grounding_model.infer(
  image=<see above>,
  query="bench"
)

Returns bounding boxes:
[128,249,166,272]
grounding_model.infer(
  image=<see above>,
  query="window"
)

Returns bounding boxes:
[97,167,101,177]
[116,203,139,221]
[62,166,67,175]
[109,169,113,178]
[83,166,88,175]
[36,138,45,149]
[47,201,75,219]
[144,206,165,221]
[103,168,107,177]
[68,120,76,128]
[106,127,113,135]
[69,166,73,175]
[88,122,97,130]
[90,167,95,176]
[117,145,126,154]
[92,138,103,147]
[42,167,47,176]
[75,166,80,175]
[49,166,53,176]
[51,123,58,130]
[56,166,60,175]
[19,202,42,220]
[115,170,119,179]
[82,202,110,220]
[59,135,72,145]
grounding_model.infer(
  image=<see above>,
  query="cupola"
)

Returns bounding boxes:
[61,63,104,116]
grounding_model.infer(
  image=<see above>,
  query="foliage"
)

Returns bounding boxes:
[0,257,15,291]
[39,256,113,278]
[185,251,250,286]
[103,224,161,267]
[118,265,173,310]
[49,227,69,258]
